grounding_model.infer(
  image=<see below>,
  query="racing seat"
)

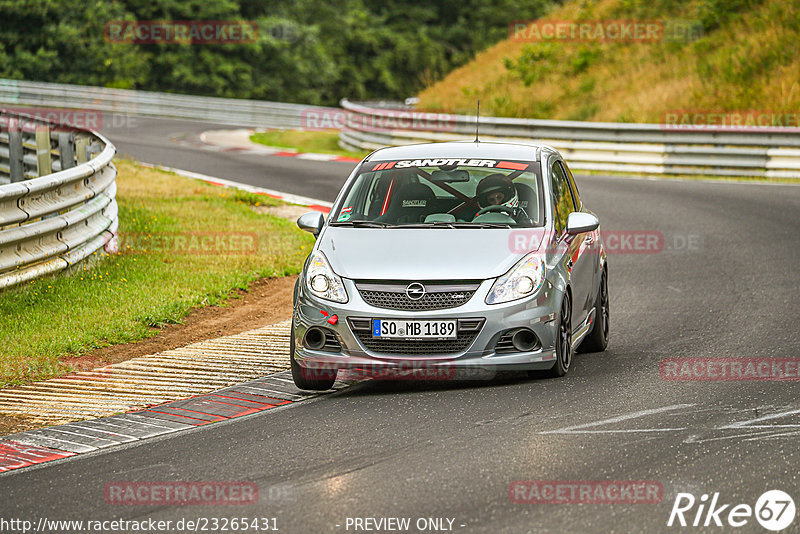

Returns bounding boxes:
[514,183,538,223]
[367,176,394,219]
[377,182,435,224]
[368,169,419,219]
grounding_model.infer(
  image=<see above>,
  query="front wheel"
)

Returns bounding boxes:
[290,321,338,390]
[578,269,609,353]
[545,291,573,378]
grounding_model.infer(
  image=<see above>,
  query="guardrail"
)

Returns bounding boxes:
[5,80,797,179]
[0,109,118,289]
[0,79,334,129]
[338,100,800,179]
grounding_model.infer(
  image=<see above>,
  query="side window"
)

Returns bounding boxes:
[550,160,575,233]
[551,190,562,233]
[560,160,582,211]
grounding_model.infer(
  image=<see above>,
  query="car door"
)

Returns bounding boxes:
[550,157,593,327]
[563,159,601,309]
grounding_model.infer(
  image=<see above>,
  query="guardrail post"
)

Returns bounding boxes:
[58,131,75,170]
[0,78,20,103]
[8,130,24,182]
[35,126,52,177]
[75,136,89,164]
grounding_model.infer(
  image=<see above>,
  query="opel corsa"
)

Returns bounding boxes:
[291,142,608,389]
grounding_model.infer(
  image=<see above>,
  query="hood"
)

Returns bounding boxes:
[317,227,545,280]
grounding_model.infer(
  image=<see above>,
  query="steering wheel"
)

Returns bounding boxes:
[475,204,517,218]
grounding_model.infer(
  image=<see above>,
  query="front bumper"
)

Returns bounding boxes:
[293,277,560,374]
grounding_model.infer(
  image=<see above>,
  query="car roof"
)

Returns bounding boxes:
[364,141,558,162]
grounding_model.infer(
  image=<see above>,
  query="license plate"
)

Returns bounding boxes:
[372,319,457,339]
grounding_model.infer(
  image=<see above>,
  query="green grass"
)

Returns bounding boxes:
[418,0,800,123]
[0,159,315,387]
[250,129,369,159]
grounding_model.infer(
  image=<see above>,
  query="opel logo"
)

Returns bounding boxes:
[406,282,426,301]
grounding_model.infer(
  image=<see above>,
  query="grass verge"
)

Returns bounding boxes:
[250,129,369,159]
[418,0,800,123]
[0,159,315,387]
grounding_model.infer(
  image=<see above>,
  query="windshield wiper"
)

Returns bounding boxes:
[332,221,512,229]
[401,221,457,229]
[466,222,512,228]
[397,222,512,229]
[329,220,395,228]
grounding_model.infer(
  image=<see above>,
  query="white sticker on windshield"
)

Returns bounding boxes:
[394,159,497,168]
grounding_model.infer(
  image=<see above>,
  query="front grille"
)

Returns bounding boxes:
[355,336,477,355]
[348,317,484,355]
[356,281,480,311]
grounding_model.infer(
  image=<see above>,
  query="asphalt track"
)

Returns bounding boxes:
[1,115,799,533]
[105,115,358,200]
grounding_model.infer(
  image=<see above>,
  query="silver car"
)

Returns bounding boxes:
[290,141,608,390]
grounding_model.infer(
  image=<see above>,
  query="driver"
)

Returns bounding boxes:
[476,174,519,210]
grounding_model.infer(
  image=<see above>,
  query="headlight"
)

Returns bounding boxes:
[305,251,348,303]
[486,253,545,305]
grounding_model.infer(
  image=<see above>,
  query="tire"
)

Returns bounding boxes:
[578,268,609,353]
[290,320,338,390]
[544,290,573,378]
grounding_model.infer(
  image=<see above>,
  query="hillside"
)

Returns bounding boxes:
[417,0,800,123]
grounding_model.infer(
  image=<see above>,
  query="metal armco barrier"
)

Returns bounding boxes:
[338,100,800,179]
[0,78,335,129]
[4,79,798,179]
[0,109,118,289]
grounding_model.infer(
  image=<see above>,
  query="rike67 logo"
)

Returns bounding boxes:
[668,490,795,531]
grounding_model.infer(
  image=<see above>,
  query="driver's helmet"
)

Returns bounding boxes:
[476,174,519,209]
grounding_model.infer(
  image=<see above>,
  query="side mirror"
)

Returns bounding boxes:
[566,212,599,235]
[297,212,325,236]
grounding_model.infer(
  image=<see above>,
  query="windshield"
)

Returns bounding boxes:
[331,158,544,228]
